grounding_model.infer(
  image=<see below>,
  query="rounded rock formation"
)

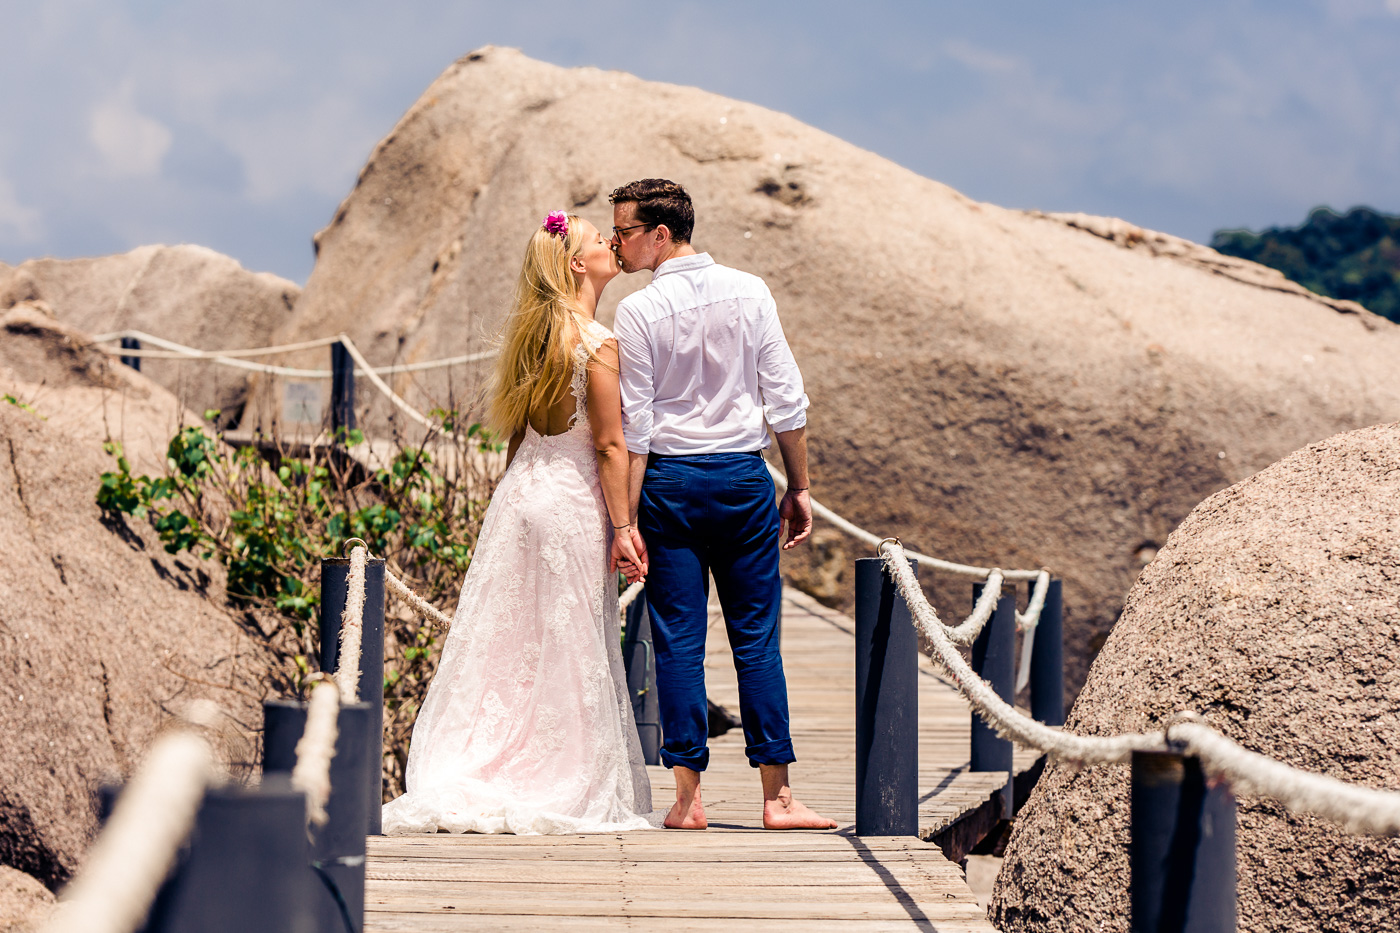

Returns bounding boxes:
[0,244,299,428]
[989,422,1400,932]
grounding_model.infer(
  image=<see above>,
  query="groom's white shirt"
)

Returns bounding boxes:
[614,253,808,456]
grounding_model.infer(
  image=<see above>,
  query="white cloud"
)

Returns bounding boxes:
[0,173,42,242]
[89,85,173,177]
[941,38,1022,76]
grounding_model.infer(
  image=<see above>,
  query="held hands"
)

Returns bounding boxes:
[779,489,812,550]
[610,524,649,584]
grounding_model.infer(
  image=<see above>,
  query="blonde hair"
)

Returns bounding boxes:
[486,214,603,436]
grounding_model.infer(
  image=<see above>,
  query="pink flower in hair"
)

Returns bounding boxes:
[543,210,569,238]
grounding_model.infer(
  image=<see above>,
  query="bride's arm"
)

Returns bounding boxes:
[586,338,647,579]
[504,428,525,469]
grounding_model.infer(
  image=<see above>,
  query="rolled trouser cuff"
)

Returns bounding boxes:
[745,737,796,768]
[660,742,711,772]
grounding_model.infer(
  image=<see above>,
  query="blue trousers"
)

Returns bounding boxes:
[639,450,795,772]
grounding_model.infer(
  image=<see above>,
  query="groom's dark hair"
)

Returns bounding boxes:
[609,179,694,244]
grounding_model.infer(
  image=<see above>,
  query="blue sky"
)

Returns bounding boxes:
[4,0,1399,283]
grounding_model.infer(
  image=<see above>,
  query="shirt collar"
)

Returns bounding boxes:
[652,252,714,279]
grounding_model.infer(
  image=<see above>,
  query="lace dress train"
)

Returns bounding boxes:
[381,320,653,834]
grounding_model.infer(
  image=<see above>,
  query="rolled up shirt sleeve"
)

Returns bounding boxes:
[613,298,656,454]
[756,291,809,433]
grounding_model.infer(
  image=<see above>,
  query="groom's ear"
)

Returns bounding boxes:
[653,224,671,245]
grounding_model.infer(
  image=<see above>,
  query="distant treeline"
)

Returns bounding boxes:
[1211,207,1400,324]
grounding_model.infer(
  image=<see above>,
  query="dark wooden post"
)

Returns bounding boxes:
[971,587,1016,816]
[1131,751,1237,932]
[321,556,385,835]
[1030,578,1065,726]
[854,557,919,836]
[136,777,315,933]
[263,699,374,933]
[120,336,141,371]
[622,590,662,765]
[330,341,355,441]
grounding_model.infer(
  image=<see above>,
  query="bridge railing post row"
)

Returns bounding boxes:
[321,555,386,835]
[330,340,355,444]
[1130,750,1237,933]
[1029,578,1064,726]
[970,584,1016,818]
[853,556,919,836]
[622,590,662,765]
[119,336,141,371]
[263,698,374,933]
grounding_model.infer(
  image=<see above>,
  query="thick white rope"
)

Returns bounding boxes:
[291,680,341,827]
[94,330,344,358]
[882,541,1166,764]
[385,567,454,629]
[333,336,463,442]
[335,546,368,702]
[93,330,494,377]
[1014,570,1052,692]
[883,541,1400,833]
[1170,721,1400,836]
[43,732,215,933]
[765,461,1044,583]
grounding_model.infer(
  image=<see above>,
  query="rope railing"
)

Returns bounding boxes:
[42,731,217,933]
[882,541,1164,765]
[92,329,495,377]
[290,679,341,827]
[879,540,1400,836]
[335,546,368,703]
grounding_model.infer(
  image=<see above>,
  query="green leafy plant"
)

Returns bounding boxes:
[97,413,505,798]
[3,393,45,420]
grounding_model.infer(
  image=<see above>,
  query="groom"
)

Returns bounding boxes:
[608,178,837,831]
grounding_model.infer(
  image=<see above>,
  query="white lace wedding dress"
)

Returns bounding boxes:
[382,319,653,834]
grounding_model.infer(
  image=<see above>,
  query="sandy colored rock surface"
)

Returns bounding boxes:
[990,422,1400,932]
[0,317,277,890]
[260,46,1400,694]
[0,866,54,931]
[0,245,298,428]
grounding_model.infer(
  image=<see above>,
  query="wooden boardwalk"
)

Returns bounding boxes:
[366,586,1034,931]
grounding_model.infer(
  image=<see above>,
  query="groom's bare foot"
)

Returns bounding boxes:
[664,765,707,829]
[758,762,838,830]
[762,795,838,830]
[663,793,708,829]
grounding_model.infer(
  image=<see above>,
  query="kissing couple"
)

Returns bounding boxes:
[382,178,836,834]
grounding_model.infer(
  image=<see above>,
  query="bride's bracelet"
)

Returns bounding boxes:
[789,486,810,492]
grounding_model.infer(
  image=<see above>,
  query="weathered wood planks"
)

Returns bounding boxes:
[366,585,1027,930]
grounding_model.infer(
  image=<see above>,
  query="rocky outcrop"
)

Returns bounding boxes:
[0,315,277,890]
[0,245,299,428]
[0,866,55,931]
[258,46,1400,693]
[990,423,1400,932]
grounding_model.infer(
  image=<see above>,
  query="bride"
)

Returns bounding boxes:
[382,210,654,834]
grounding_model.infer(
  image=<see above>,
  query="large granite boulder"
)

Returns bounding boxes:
[0,245,299,428]
[990,422,1400,932]
[0,312,277,890]
[262,46,1400,692]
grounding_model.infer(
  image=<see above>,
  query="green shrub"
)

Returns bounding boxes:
[97,412,505,798]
